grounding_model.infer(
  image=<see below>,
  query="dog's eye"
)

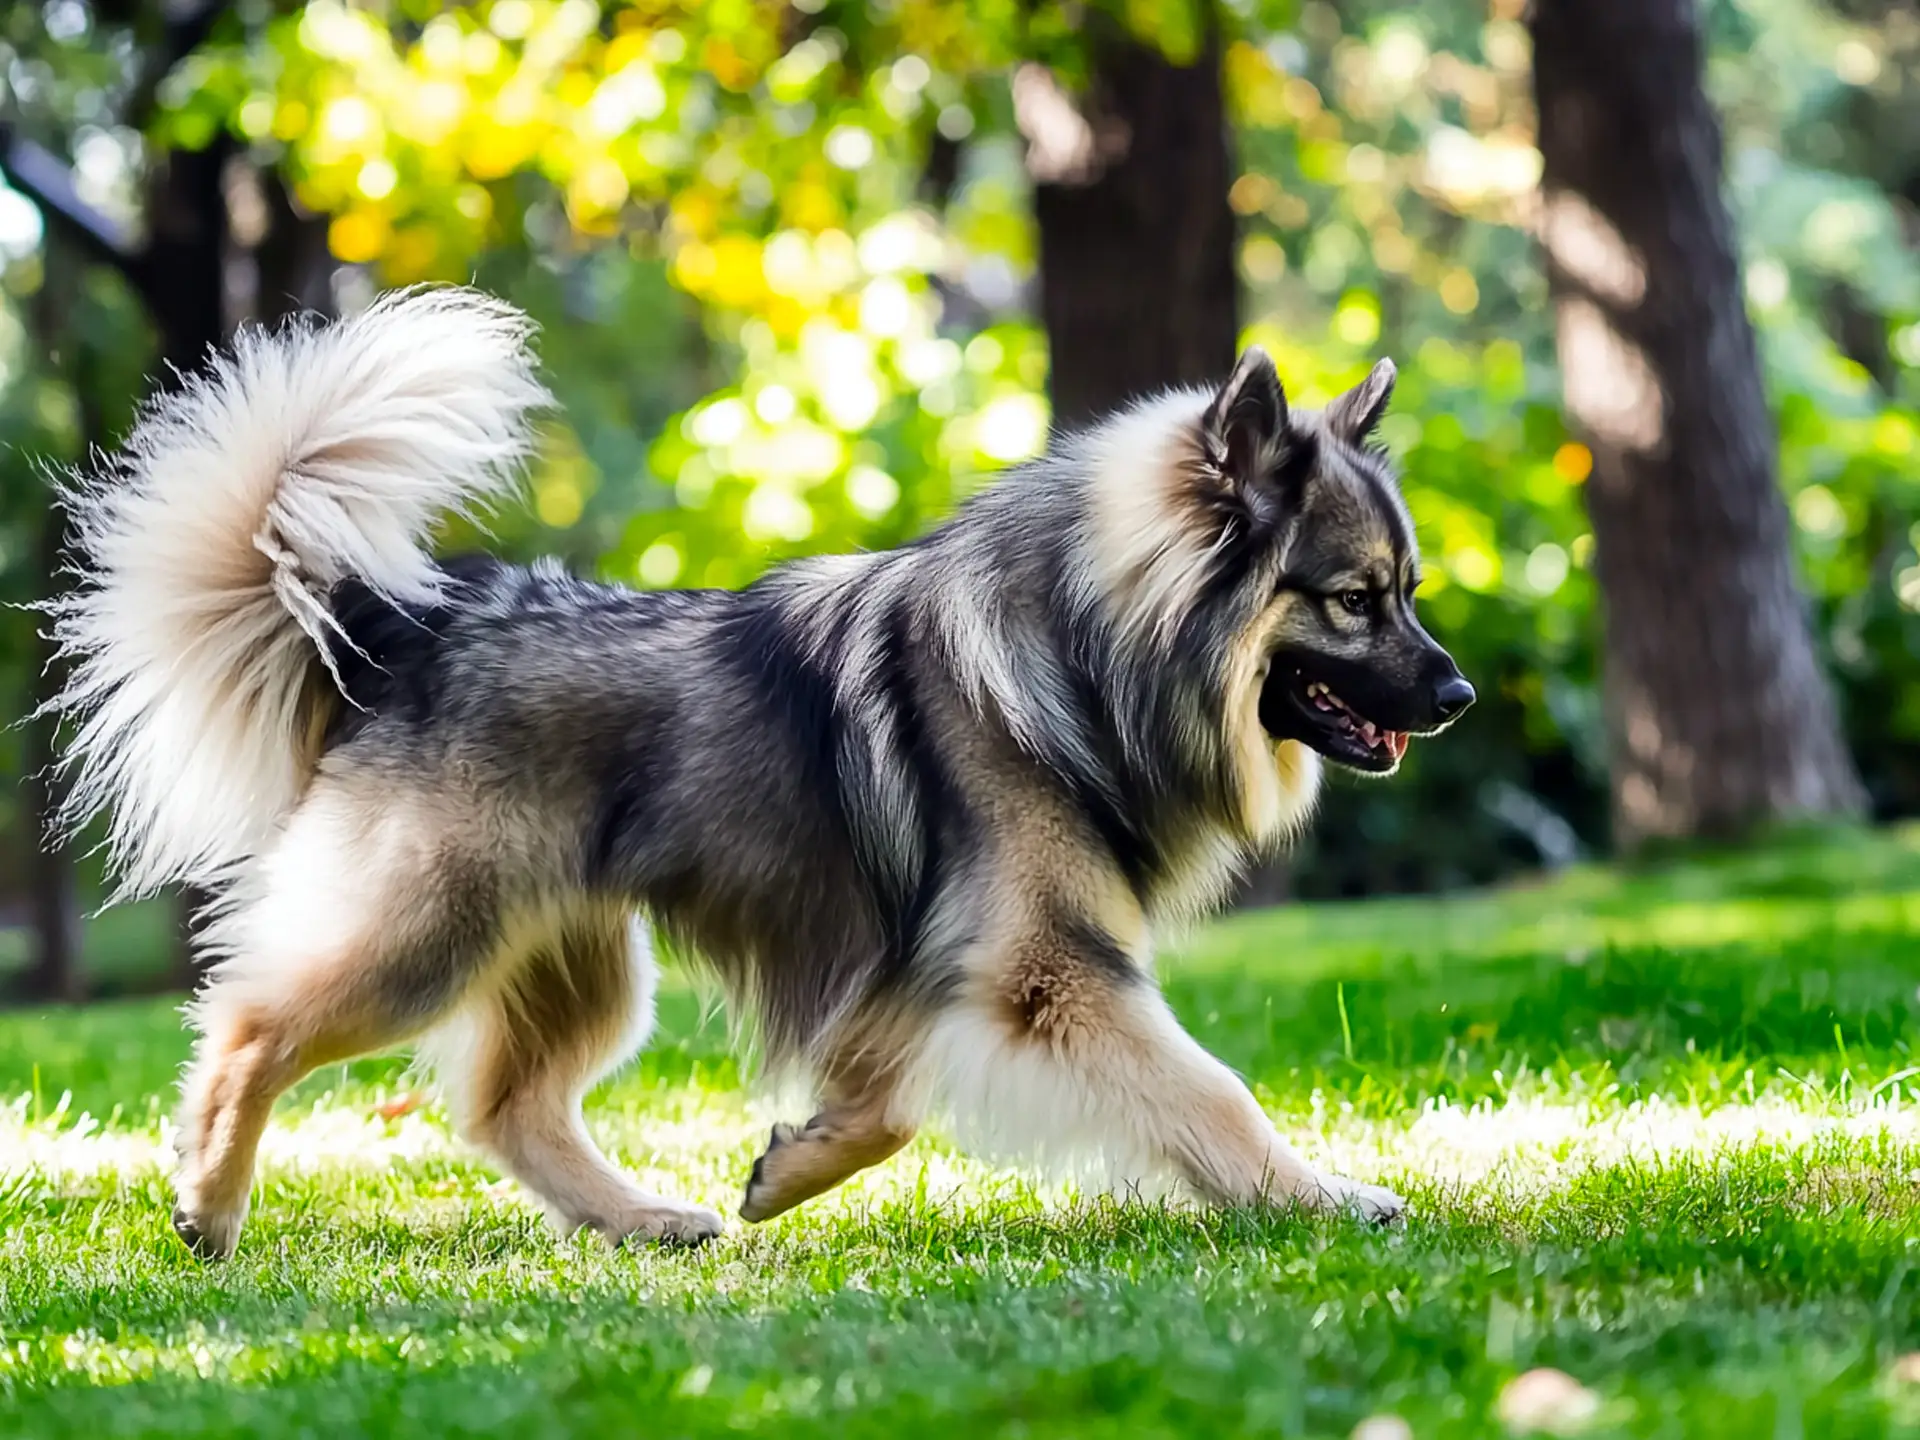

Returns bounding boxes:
[1338,590,1371,616]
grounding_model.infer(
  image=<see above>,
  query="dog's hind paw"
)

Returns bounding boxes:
[171,1202,245,1261]
[1305,1173,1406,1227]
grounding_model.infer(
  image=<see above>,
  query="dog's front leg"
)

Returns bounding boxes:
[926,929,1404,1223]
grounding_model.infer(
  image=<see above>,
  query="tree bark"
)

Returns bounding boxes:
[1530,0,1865,846]
[1021,18,1239,428]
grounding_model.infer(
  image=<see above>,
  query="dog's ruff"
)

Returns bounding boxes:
[48,287,1469,1257]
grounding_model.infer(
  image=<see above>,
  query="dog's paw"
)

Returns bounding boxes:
[1305,1172,1406,1227]
[171,1201,246,1261]
[603,1197,726,1249]
[738,1122,805,1223]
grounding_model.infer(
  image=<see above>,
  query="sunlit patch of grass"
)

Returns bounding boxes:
[4,827,1920,1435]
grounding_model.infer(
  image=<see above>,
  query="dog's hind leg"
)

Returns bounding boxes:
[434,908,723,1247]
[173,796,501,1260]
[738,1050,917,1222]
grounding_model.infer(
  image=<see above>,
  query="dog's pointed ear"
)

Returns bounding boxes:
[1202,347,1290,487]
[1324,358,1396,444]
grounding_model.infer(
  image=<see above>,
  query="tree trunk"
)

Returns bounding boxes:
[1021,18,1239,428]
[1530,0,1865,847]
[19,251,87,1003]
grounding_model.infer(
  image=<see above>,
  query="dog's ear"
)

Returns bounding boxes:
[1202,347,1290,490]
[1324,358,1396,444]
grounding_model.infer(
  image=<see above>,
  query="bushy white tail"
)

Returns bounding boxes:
[45,286,550,899]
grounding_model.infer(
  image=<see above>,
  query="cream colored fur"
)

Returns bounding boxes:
[44,286,549,898]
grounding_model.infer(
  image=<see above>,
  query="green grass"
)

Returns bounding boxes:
[8,828,1920,1437]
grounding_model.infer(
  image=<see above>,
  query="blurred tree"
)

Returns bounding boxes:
[17,248,88,1003]
[1531,0,1866,846]
[1018,13,1237,427]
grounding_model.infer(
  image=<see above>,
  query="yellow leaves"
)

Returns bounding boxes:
[567,157,631,229]
[1552,443,1593,484]
[671,190,721,242]
[674,233,769,309]
[1224,40,1288,128]
[272,100,310,143]
[278,0,696,275]
[781,179,841,234]
[327,210,389,264]
[707,235,766,310]
[673,241,717,293]
[462,118,538,181]
[701,34,755,93]
[763,295,812,341]
[603,29,653,73]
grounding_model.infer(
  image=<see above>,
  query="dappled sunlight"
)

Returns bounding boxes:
[1315,1086,1920,1205]
[11,1063,1920,1231]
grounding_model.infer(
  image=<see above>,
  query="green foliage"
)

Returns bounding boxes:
[6,830,1920,1433]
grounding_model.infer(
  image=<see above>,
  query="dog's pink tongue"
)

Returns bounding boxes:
[1386,731,1409,763]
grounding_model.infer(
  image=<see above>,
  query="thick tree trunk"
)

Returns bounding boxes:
[1530,0,1865,847]
[1021,20,1238,428]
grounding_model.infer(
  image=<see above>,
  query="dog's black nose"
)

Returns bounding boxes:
[1432,675,1475,721]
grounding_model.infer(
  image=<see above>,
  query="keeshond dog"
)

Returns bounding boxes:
[48,287,1471,1258]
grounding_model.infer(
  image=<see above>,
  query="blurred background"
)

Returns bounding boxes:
[0,0,1914,1002]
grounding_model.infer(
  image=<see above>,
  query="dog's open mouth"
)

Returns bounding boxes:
[1259,666,1408,774]
[1303,681,1409,768]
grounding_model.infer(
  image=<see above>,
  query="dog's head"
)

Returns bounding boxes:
[1205,350,1475,778]
[1081,345,1471,849]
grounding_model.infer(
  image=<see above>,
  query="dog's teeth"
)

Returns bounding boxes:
[1360,721,1378,745]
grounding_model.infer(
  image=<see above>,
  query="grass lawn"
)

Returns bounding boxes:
[7,828,1920,1436]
